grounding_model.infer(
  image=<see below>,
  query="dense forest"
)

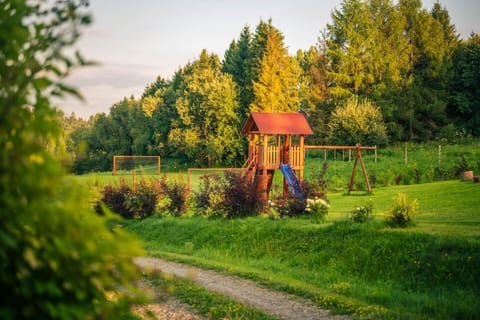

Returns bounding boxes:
[61,0,480,173]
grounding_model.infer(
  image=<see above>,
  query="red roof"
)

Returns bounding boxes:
[241,112,313,135]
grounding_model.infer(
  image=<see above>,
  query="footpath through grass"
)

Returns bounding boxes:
[142,270,276,320]
[123,181,480,319]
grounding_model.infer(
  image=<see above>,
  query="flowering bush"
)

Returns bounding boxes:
[385,193,419,227]
[350,200,373,223]
[266,200,281,219]
[305,197,330,222]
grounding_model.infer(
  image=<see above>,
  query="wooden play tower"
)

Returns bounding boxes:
[241,112,313,201]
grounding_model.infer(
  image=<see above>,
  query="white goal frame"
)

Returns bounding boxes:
[112,155,161,176]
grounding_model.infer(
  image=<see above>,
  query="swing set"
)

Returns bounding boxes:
[304,145,377,194]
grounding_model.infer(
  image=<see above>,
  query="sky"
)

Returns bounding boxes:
[59,0,480,119]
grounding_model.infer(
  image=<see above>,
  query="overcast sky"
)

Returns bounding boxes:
[58,0,480,119]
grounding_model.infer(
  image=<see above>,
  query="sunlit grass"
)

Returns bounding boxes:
[122,180,480,319]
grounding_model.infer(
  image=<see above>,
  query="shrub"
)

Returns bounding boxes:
[98,180,159,219]
[193,172,266,218]
[301,180,323,199]
[327,96,388,147]
[194,174,226,218]
[158,176,188,217]
[305,197,330,222]
[269,180,329,218]
[96,182,132,218]
[222,171,266,218]
[275,197,307,217]
[125,180,159,218]
[350,200,373,223]
[385,193,419,227]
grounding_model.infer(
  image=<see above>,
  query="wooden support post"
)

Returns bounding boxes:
[348,153,358,194]
[249,133,255,163]
[132,170,137,193]
[276,135,281,168]
[299,135,305,181]
[187,168,191,196]
[404,143,408,165]
[263,134,268,169]
[262,134,269,200]
[348,145,372,194]
[358,150,372,193]
[438,145,442,168]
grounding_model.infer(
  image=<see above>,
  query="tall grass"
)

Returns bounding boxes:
[123,180,480,319]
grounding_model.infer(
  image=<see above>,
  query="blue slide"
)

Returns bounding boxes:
[279,164,304,201]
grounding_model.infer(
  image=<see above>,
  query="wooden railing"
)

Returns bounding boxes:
[289,145,302,168]
[266,146,280,168]
[255,145,303,169]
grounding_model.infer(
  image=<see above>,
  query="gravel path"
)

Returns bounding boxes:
[132,296,206,320]
[131,279,206,320]
[134,257,350,320]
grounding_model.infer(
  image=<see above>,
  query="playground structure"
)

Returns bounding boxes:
[241,112,313,201]
[241,112,376,200]
[114,113,377,201]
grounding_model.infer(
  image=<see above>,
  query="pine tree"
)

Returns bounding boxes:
[326,0,409,98]
[250,28,301,112]
[449,34,480,136]
[326,0,374,97]
[395,0,457,140]
[222,25,252,123]
[249,20,275,83]
[297,46,331,143]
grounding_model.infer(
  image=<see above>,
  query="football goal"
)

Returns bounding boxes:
[112,156,161,175]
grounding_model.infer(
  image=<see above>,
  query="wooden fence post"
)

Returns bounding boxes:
[132,170,137,193]
[438,145,442,168]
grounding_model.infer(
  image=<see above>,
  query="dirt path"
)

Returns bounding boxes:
[134,257,350,320]
[132,279,206,320]
[132,294,206,320]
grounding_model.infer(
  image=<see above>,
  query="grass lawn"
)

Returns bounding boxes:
[120,180,480,319]
[328,180,480,237]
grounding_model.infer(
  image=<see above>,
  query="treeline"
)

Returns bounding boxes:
[64,0,480,174]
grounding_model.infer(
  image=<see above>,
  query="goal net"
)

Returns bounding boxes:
[113,156,161,175]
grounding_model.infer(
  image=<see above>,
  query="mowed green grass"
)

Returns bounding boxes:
[328,181,480,238]
[118,180,480,319]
